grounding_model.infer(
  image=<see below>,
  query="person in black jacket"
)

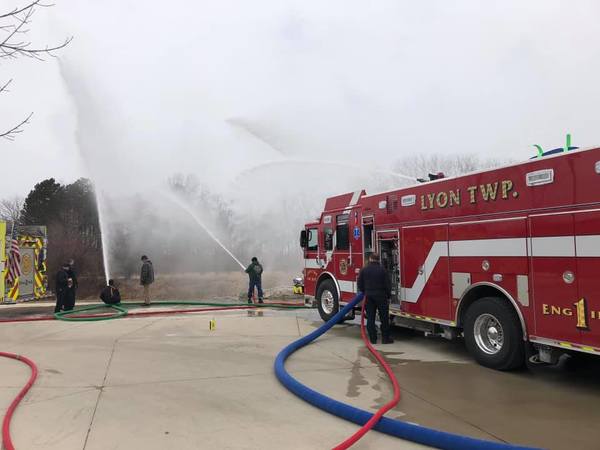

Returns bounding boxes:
[100,279,121,305]
[64,258,78,311]
[54,263,71,313]
[357,252,394,344]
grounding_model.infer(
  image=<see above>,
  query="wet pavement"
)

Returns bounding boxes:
[1,303,599,449]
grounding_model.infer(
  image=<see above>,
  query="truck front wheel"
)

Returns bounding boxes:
[316,280,339,322]
[464,297,525,371]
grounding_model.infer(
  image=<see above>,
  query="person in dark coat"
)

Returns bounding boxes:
[245,257,264,304]
[140,255,154,306]
[100,279,121,305]
[357,252,394,344]
[54,263,71,313]
[64,258,78,311]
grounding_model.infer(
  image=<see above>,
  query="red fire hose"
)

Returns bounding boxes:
[0,352,38,450]
[0,301,307,324]
[56,305,259,321]
[332,298,401,450]
[0,305,267,324]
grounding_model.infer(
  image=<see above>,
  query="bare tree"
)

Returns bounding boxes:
[0,195,24,224]
[1,1,72,140]
[168,173,200,197]
[394,153,514,180]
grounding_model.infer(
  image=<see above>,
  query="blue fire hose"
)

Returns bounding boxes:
[274,293,539,450]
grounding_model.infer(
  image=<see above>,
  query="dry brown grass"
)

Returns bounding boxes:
[80,271,297,301]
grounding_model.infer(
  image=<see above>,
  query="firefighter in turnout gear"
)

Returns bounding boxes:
[65,258,78,311]
[100,279,121,305]
[54,263,71,313]
[357,252,394,344]
[245,257,264,304]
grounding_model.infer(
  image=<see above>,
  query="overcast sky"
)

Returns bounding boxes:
[3,0,600,198]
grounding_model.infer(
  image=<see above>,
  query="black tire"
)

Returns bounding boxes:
[463,296,525,371]
[316,279,339,322]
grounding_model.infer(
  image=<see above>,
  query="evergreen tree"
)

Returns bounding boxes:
[21,178,64,225]
[19,177,104,283]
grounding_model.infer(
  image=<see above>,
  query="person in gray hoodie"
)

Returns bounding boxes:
[140,255,155,306]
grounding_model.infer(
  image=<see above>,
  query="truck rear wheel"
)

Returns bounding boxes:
[316,280,339,322]
[464,297,525,371]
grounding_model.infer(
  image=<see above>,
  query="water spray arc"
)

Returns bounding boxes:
[234,159,417,183]
[94,189,111,284]
[162,192,246,271]
[58,61,112,284]
[226,119,417,183]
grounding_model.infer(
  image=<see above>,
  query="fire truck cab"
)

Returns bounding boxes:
[300,147,600,370]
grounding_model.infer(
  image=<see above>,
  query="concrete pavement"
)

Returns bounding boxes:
[1,306,600,449]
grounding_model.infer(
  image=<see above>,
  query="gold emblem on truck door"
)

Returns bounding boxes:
[339,259,348,275]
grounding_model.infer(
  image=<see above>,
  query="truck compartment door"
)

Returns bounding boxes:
[574,209,600,348]
[401,224,451,320]
[530,213,580,344]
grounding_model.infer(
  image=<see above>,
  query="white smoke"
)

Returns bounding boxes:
[9,0,600,272]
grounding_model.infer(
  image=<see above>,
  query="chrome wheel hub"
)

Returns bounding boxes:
[473,313,504,355]
[321,290,335,314]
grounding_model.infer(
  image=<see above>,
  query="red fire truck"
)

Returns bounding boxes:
[300,147,600,370]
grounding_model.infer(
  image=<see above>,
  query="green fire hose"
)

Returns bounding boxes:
[54,301,309,322]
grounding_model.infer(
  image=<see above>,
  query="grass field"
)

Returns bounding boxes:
[76,270,299,301]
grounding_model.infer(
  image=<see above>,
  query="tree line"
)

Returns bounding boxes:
[1,154,510,283]
[1,175,248,282]
[2,178,105,280]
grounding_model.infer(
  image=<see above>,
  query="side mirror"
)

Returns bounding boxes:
[300,230,308,248]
